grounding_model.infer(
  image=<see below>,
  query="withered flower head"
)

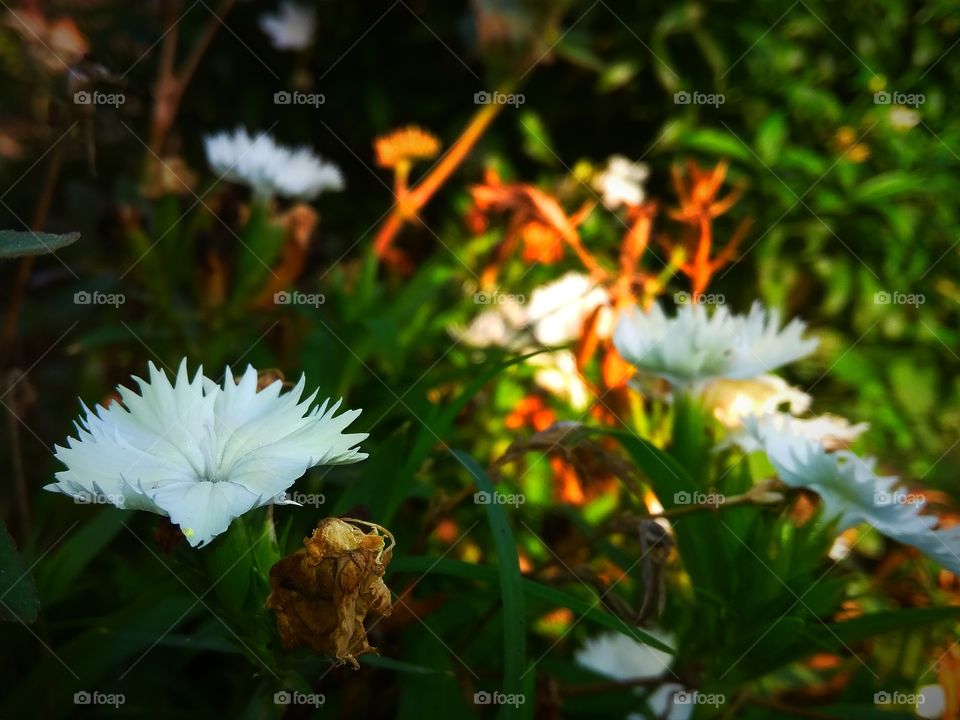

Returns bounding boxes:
[266,518,395,668]
[374,126,441,169]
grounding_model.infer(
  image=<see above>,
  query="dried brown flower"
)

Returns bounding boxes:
[266,518,395,668]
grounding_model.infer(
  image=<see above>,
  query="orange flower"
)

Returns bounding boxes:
[468,169,596,284]
[432,518,460,544]
[505,395,556,431]
[666,160,751,296]
[551,456,587,505]
[374,125,441,169]
[520,221,564,264]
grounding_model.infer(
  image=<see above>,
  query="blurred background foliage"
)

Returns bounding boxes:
[1,0,960,718]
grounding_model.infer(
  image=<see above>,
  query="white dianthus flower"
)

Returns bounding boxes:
[259,2,317,51]
[48,361,367,548]
[613,301,818,389]
[722,409,868,453]
[204,128,343,201]
[576,630,690,720]
[743,415,960,574]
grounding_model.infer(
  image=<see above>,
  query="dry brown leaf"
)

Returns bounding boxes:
[265,518,395,668]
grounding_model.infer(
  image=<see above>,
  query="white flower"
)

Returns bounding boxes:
[452,273,610,407]
[259,2,317,51]
[576,630,690,720]
[613,301,818,389]
[204,128,343,201]
[529,351,593,410]
[594,154,649,209]
[742,415,960,574]
[888,106,920,131]
[576,629,673,681]
[48,361,367,548]
[456,273,610,350]
[524,273,612,346]
[701,374,811,428]
[724,410,868,453]
[916,684,946,719]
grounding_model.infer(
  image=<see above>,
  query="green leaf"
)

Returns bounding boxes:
[397,350,548,502]
[676,129,751,162]
[603,427,732,603]
[553,31,605,72]
[853,172,922,203]
[0,229,79,258]
[206,516,256,615]
[756,112,787,165]
[0,522,38,623]
[2,584,204,717]
[518,111,560,167]
[232,201,285,302]
[827,606,960,644]
[597,61,639,93]
[454,450,526,717]
[34,511,125,606]
[389,557,674,654]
